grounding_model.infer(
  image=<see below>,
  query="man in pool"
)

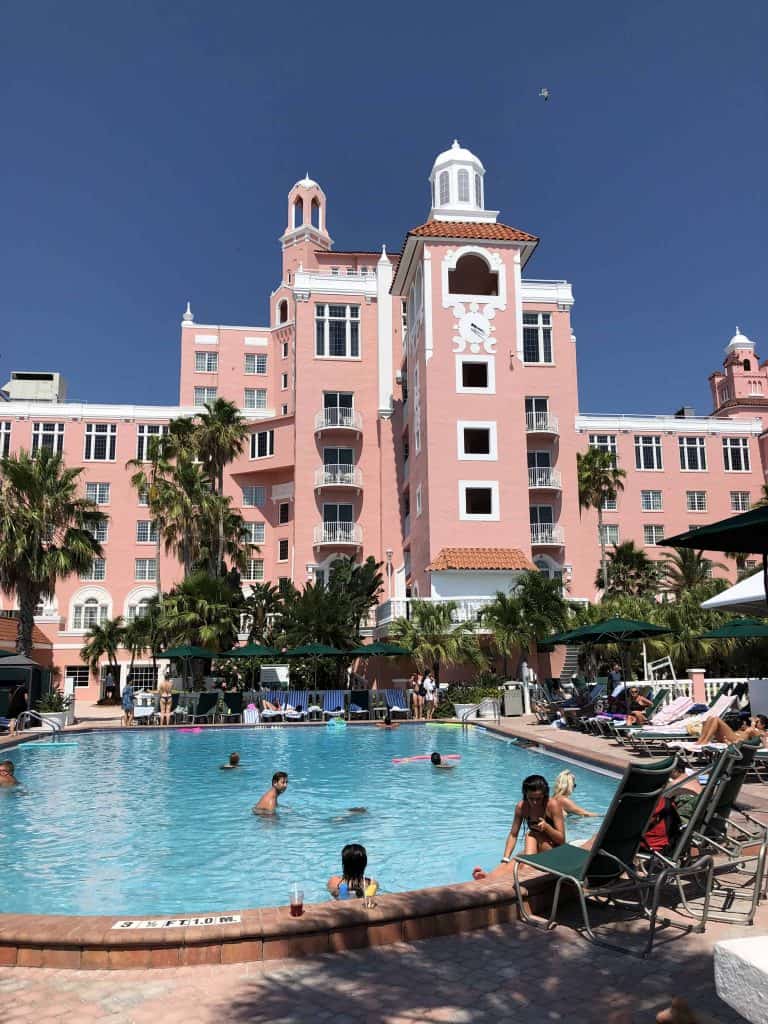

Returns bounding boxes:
[431,752,454,770]
[253,770,288,814]
[220,752,241,770]
[0,760,19,787]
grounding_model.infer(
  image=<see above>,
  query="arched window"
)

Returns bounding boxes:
[457,169,470,202]
[448,253,499,296]
[311,198,321,229]
[293,197,304,229]
[743,358,751,371]
[128,598,150,621]
[73,597,108,630]
[474,173,482,207]
[439,170,450,205]
[278,299,288,324]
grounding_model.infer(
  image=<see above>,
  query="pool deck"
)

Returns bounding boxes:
[0,710,766,1022]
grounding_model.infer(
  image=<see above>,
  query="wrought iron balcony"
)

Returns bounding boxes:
[314,464,363,490]
[527,467,562,490]
[313,522,363,547]
[314,408,363,433]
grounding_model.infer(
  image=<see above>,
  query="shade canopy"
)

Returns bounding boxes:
[546,617,671,646]
[701,571,766,616]
[696,617,768,640]
[282,643,348,657]
[158,645,218,659]
[662,505,768,555]
[0,654,42,668]
[220,643,279,658]
[348,642,411,657]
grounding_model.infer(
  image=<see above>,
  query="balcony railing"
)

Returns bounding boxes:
[314,464,363,489]
[376,597,494,630]
[527,467,562,489]
[530,524,565,546]
[525,411,559,434]
[313,522,363,547]
[314,408,363,433]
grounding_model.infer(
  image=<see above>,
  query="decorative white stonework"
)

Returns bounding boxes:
[441,246,506,355]
[181,302,194,326]
[725,325,756,354]
[451,303,497,355]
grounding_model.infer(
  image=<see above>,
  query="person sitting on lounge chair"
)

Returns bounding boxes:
[694,714,767,747]
[624,686,654,726]
[261,698,281,712]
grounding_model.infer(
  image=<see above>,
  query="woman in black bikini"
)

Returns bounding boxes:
[499,774,565,863]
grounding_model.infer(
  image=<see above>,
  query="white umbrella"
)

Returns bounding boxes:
[701,571,766,616]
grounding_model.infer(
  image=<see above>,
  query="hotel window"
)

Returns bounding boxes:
[135,558,157,581]
[415,483,423,517]
[32,422,64,455]
[72,598,108,631]
[244,521,265,544]
[88,520,109,543]
[244,558,264,581]
[136,424,168,462]
[458,422,497,460]
[194,351,218,373]
[278,539,289,562]
[193,386,217,407]
[278,502,290,525]
[85,482,110,505]
[84,423,117,461]
[457,168,470,202]
[686,491,708,512]
[679,436,707,471]
[522,312,553,364]
[66,666,90,687]
[137,488,149,506]
[723,437,751,472]
[281,404,288,416]
[315,304,360,359]
[80,558,106,581]
[599,524,620,546]
[127,599,151,621]
[601,495,618,511]
[281,342,289,359]
[242,485,266,507]
[136,520,158,544]
[130,666,159,690]
[640,490,663,512]
[0,421,10,456]
[244,388,267,410]
[643,525,665,546]
[730,491,751,512]
[634,435,663,470]
[250,429,274,459]
[438,170,449,204]
[457,356,494,393]
[281,373,289,390]
[474,173,482,207]
[588,434,618,463]
[459,481,499,521]
[245,353,267,375]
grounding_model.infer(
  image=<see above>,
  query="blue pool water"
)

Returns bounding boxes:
[0,726,618,915]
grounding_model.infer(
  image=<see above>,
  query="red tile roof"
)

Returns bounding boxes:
[0,617,53,650]
[427,548,535,572]
[408,221,538,243]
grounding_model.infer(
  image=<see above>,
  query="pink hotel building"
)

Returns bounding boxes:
[2,141,767,698]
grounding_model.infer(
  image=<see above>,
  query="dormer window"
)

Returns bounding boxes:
[475,173,482,207]
[439,170,450,205]
[458,169,470,202]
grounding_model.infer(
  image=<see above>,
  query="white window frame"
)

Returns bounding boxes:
[250,430,275,460]
[455,354,495,395]
[278,502,290,525]
[80,558,106,581]
[723,437,751,472]
[242,485,266,507]
[244,388,268,410]
[634,435,663,471]
[457,421,498,461]
[599,523,620,546]
[281,342,289,359]
[601,495,618,511]
[84,423,117,462]
[458,480,500,522]
[522,312,553,365]
[244,521,265,544]
[32,421,64,455]
[135,520,158,544]
[678,436,707,472]
[415,483,423,517]
[89,521,109,543]
[65,665,90,687]
[194,351,218,373]
[245,353,268,375]
[137,489,149,506]
[134,558,157,581]
[643,524,665,546]
[85,482,110,505]
[278,538,289,562]
[136,424,168,462]
[438,170,449,204]
[193,386,218,407]
[686,490,708,513]
[281,373,289,390]
[314,304,361,360]
[457,168,470,202]
[72,598,108,631]
[244,558,264,581]
[0,421,10,457]
[640,490,663,512]
[730,491,751,512]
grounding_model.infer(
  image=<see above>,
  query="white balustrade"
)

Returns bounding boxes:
[314,464,363,489]
[313,522,363,546]
[530,524,565,546]
[314,408,363,432]
[525,411,559,434]
[528,467,562,489]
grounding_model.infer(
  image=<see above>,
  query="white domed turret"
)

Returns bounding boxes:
[428,140,498,223]
[725,326,756,354]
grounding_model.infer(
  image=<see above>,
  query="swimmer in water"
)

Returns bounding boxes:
[252,770,288,814]
[0,760,19,787]
[377,711,399,729]
[220,752,241,770]
[431,752,454,770]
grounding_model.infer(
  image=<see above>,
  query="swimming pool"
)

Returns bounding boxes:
[0,726,617,916]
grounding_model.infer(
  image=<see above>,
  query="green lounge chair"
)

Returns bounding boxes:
[186,691,218,723]
[513,755,676,957]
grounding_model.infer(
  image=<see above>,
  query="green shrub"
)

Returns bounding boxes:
[435,682,502,718]
[36,687,72,713]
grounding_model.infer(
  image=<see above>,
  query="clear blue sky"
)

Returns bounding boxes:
[1,1,765,413]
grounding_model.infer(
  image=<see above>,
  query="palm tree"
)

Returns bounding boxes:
[151,458,215,576]
[80,616,125,685]
[481,591,528,679]
[243,582,284,643]
[389,600,485,683]
[597,541,661,598]
[516,570,568,641]
[0,449,105,655]
[577,447,627,591]
[159,571,243,651]
[663,548,726,597]
[193,400,248,496]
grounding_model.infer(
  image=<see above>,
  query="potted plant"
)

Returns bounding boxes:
[36,686,74,729]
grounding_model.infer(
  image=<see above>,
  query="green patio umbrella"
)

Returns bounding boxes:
[695,617,768,640]
[282,643,348,690]
[220,643,280,658]
[158,645,218,690]
[663,505,768,613]
[347,642,411,657]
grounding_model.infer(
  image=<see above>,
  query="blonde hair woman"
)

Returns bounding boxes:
[552,770,599,818]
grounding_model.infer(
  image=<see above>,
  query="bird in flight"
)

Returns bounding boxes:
[539,87,550,101]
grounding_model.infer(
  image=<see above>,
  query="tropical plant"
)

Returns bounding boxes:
[193,399,248,496]
[388,600,485,684]
[597,540,663,597]
[243,582,284,643]
[481,591,529,679]
[80,616,125,682]
[516,570,568,641]
[0,449,105,655]
[160,571,244,651]
[577,447,627,591]
[279,580,358,650]
[326,556,383,634]
[36,686,72,713]
[662,548,726,597]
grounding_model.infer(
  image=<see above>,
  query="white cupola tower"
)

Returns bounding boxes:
[724,326,756,356]
[428,140,499,223]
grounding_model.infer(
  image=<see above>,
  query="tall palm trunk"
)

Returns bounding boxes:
[15,584,38,657]
[597,505,608,591]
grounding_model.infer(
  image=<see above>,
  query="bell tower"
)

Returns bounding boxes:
[428,140,499,223]
[280,175,333,281]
